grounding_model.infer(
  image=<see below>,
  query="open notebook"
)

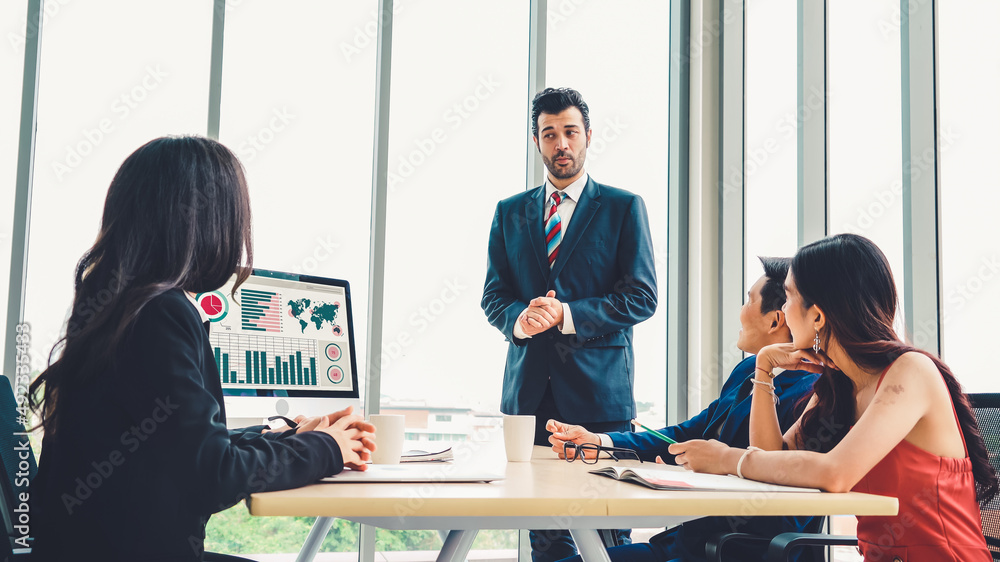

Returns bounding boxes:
[591,465,820,493]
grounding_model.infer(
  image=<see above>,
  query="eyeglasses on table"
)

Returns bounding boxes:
[563,442,642,464]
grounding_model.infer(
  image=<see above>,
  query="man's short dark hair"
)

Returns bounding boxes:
[531,87,591,138]
[759,256,791,314]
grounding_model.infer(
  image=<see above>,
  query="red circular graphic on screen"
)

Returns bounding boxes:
[196,291,228,322]
[332,326,343,336]
[201,295,223,315]
[327,366,344,384]
[325,343,342,361]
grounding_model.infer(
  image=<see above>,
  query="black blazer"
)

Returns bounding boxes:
[31,289,344,561]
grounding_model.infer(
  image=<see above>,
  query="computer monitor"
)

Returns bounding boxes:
[196,269,362,428]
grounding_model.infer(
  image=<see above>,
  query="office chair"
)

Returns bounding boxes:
[705,517,831,562]
[759,392,1000,562]
[970,392,1000,560]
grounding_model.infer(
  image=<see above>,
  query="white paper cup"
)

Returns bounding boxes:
[503,415,536,462]
[369,414,405,464]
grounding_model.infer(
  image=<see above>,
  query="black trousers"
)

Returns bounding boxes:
[529,383,633,562]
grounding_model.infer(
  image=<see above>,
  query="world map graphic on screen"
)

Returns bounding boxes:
[287,298,343,336]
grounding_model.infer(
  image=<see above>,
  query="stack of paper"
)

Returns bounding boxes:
[400,447,454,463]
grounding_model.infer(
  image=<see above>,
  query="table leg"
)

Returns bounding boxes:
[295,516,335,562]
[569,529,613,562]
[436,529,479,562]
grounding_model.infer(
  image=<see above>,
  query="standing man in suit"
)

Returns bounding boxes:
[481,87,658,562]
[547,257,822,562]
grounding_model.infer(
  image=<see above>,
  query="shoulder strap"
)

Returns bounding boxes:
[877,356,971,455]
[874,363,892,391]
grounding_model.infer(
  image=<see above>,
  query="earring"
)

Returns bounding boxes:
[813,330,821,353]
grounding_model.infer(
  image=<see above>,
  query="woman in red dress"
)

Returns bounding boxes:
[672,233,997,561]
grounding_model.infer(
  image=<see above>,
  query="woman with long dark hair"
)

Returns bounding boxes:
[29,136,375,561]
[671,233,997,561]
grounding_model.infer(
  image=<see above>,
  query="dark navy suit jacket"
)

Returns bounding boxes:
[482,178,657,424]
[31,289,344,561]
[612,356,822,562]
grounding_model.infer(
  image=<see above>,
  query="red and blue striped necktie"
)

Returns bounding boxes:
[545,191,564,268]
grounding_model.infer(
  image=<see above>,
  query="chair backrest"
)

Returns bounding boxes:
[968,393,1000,560]
[0,375,36,558]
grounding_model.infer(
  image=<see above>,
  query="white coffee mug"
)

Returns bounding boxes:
[369,414,405,464]
[503,415,536,462]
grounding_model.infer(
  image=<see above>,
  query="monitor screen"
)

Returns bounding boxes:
[196,269,361,403]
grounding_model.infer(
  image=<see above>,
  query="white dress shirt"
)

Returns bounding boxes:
[513,172,588,340]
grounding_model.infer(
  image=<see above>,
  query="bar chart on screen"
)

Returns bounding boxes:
[212,333,321,387]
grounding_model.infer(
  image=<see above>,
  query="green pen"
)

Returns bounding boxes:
[631,419,678,444]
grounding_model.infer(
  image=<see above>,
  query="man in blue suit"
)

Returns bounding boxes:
[481,87,658,561]
[547,257,822,562]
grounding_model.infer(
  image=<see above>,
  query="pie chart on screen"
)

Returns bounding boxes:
[196,291,228,322]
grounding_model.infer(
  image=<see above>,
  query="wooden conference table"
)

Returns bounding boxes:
[248,445,897,562]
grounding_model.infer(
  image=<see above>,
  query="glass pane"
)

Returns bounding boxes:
[546,0,670,429]
[26,0,212,385]
[938,0,1000,391]
[827,0,905,335]
[380,0,527,428]
[218,0,377,408]
[377,0,527,554]
[744,0,797,284]
[0,2,27,374]
[217,0,378,554]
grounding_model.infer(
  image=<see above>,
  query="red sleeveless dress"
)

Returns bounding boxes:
[850,365,991,561]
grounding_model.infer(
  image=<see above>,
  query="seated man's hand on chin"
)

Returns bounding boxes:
[546,419,600,459]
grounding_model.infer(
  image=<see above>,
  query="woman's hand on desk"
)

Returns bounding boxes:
[290,406,367,435]
[668,439,742,475]
[300,410,377,471]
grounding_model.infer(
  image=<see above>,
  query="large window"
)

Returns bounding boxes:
[938,0,1000,391]
[377,0,528,554]
[24,0,213,379]
[546,0,670,428]
[217,0,377,405]
[827,0,905,335]
[744,0,797,290]
[0,2,27,371]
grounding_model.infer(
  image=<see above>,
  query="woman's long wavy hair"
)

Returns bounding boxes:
[793,233,997,502]
[29,136,254,435]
